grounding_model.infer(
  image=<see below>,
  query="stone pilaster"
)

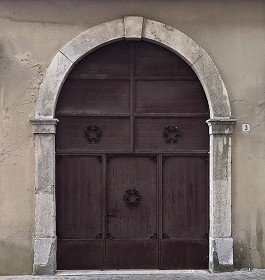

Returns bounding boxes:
[31,119,58,275]
[207,119,236,272]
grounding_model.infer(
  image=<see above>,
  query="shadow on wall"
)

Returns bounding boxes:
[256,208,265,268]
[234,208,265,269]
[0,230,33,276]
[234,240,254,270]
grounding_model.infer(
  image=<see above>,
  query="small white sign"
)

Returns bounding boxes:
[242,123,251,132]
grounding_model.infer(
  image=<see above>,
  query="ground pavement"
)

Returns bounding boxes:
[2,270,265,280]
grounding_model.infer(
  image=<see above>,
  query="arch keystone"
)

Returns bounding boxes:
[124,16,143,39]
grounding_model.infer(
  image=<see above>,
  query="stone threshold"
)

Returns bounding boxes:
[56,270,209,275]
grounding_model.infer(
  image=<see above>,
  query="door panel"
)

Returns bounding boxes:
[56,155,103,269]
[56,117,130,152]
[68,41,130,79]
[134,41,197,79]
[56,156,102,239]
[162,156,208,239]
[57,240,103,270]
[135,81,208,114]
[106,156,157,239]
[106,156,157,268]
[106,240,158,269]
[161,156,209,269]
[160,239,208,269]
[57,79,130,115]
[135,117,209,152]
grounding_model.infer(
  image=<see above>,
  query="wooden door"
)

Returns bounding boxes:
[55,40,209,270]
[56,156,103,269]
[161,156,209,269]
[106,156,157,268]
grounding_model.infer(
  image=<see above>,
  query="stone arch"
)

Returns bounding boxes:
[35,17,231,119]
[31,17,236,274]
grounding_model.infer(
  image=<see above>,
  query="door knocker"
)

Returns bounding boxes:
[85,125,102,143]
[123,189,141,207]
[163,125,180,143]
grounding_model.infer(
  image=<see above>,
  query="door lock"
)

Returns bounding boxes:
[107,213,115,218]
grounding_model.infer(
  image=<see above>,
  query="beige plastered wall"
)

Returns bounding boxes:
[0,0,265,275]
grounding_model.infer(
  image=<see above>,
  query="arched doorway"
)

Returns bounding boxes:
[31,17,235,275]
[55,40,209,269]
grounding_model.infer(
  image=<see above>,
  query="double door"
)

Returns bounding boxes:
[56,154,208,269]
[55,40,209,269]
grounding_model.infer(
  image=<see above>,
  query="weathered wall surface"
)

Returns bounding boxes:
[0,0,264,275]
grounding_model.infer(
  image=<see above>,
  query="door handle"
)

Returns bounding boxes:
[107,213,115,218]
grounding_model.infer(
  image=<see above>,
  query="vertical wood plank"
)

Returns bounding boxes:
[102,154,106,269]
[130,42,135,152]
[158,154,163,268]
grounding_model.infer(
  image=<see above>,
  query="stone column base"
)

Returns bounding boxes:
[33,237,57,275]
[209,237,233,272]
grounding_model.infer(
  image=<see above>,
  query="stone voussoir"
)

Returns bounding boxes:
[142,18,206,66]
[192,53,231,119]
[124,16,144,39]
[60,18,125,64]
[36,53,73,118]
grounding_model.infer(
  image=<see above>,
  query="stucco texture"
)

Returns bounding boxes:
[0,0,265,275]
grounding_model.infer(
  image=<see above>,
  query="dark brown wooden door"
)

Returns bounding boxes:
[55,40,209,270]
[161,156,208,269]
[106,156,158,268]
[56,156,103,269]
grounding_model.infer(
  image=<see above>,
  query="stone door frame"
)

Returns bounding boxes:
[31,17,236,275]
